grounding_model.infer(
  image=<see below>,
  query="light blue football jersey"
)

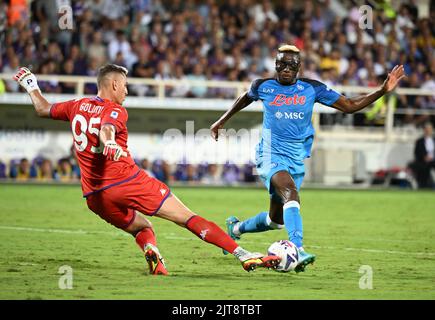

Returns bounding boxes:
[248,78,341,161]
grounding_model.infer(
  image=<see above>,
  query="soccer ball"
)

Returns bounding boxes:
[267,240,299,272]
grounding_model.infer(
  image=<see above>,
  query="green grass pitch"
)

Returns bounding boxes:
[0,184,434,300]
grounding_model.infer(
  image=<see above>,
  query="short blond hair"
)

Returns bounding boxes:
[278,44,300,53]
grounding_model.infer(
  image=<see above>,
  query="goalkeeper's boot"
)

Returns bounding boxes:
[223,216,241,255]
[144,244,168,275]
[241,253,281,272]
[294,248,316,273]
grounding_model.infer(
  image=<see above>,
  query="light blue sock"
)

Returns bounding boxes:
[283,201,303,248]
[238,212,272,233]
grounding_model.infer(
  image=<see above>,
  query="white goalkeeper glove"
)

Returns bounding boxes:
[13,67,40,93]
[103,140,124,161]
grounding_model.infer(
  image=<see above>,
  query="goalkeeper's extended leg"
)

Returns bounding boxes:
[185,215,280,271]
[156,194,281,272]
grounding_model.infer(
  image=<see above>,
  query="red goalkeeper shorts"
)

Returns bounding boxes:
[85,170,171,230]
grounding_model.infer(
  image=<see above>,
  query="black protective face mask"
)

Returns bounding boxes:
[276,60,300,72]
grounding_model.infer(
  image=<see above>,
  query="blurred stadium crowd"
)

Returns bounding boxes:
[0,150,258,185]
[0,0,434,126]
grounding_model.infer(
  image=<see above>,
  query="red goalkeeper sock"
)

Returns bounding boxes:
[185,215,238,254]
[135,227,156,251]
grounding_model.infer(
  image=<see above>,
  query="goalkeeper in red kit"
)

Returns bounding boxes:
[13,64,280,275]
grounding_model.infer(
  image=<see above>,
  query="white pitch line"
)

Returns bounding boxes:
[310,235,431,244]
[0,225,128,237]
[1,225,435,257]
[163,236,435,257]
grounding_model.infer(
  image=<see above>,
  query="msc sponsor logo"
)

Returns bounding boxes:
[275,111,304,120]
[269,94,306,106]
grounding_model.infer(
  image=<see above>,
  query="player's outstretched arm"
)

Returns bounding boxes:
[100,124,127,161]
[332,65,406,114]
[210,92,253,141]
[13,67,51,118]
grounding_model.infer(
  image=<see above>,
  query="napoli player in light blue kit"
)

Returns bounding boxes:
[211,44,405,272]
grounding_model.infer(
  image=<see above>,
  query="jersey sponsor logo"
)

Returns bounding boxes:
[110,111,119,119]
[275,111,283,119]
[269,94,306,106]
[263,88,274,93]
[284,112,304,119]
[79,103,104,114]
[275,111,305,120]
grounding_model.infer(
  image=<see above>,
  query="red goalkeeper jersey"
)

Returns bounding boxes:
[50,96,139,196]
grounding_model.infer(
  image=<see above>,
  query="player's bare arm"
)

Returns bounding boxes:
[332,65,406,114]
[210,92,253,141]
[100,123,117,145]
[13,67,51,118]
[28,90,52,118]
